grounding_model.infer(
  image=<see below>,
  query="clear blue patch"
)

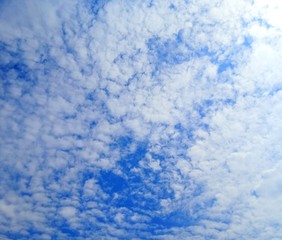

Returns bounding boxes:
[98,170,128,194]
[147,32,190,66]
[193,197,216,213]
[269,84,282,96]
[192,183,205,197]
[80,169,95,185]
[251,190,259,198]
[196,46,214,58]
[0,57,38,99]
[72,134,83,140]
[199,123,209,132]
[3,232,28,240]
[150,152,165,161]
[243,36,253,48]
[174,123,194,142]
[176,29,184,43]
[85,92,96,101]
[58,221,80,237]
[217,60,234,74]
[113,52,125,63]
[253,87,264,97]
[204,197,216,208]
[169,4,176,10]
[48,218,80,239]
[89,120,97,128]
[115,173,172,213]
[114,136,133,148]
[88,0,110,15]
[194,100,213,118]
[256,18,272,29]
[151,210,196,228]
[95,140,176,217]
[223,98,236,106]
[147,0,155,8]
[147,32,217,72]
[0,165,21,192]
[118,141,147,172]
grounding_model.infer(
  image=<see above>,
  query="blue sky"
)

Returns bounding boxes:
[1,0,282,239]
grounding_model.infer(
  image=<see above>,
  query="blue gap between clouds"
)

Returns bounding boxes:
[151,183,216,229]
[0,61,35,80]
[269,84,282,96]
[169,4,176,10]
[147,30,224,74]
[98,136,197,229]
[0,48,38,99]
[151,210,195,228]
[98,138,148,202]
[147,30,190,66]
[194,98,236,122]
[49,218,80,238]
[217,60,235,74]
[214,35,253,74]
[215,49,250,74]
[88,0,110,15]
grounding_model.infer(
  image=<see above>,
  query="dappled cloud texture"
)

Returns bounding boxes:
[1,0,282,239]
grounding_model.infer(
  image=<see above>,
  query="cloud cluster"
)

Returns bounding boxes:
[1,0,282,239]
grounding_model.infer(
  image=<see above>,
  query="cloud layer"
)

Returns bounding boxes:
[1,0,282,239]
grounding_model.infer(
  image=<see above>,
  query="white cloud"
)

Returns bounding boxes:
[1,0,282,239]
[59,206,77,219]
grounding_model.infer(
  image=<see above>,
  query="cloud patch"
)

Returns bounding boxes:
[1,0,282,239]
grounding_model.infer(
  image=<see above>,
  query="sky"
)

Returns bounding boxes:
[0,0,282,239]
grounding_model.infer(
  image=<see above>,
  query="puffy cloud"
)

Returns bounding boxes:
[1,0,282,239]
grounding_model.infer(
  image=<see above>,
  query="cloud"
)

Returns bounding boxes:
[1,0,282,239]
